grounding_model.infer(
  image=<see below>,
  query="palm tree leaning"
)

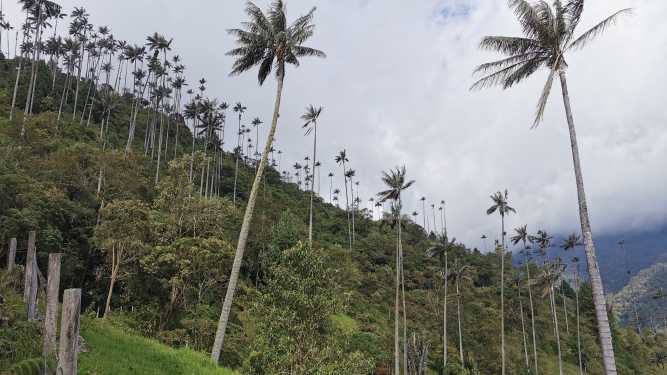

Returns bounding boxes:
[472,2,631,372]
[486,189,515,375]
[377,166,415,375]
[210,0,325,364]
[512,224,539,374]
[302,105,323,246]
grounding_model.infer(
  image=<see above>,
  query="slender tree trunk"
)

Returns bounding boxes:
[551,286,564,375]
[561,284,570,334]
[10,53,24,121]
[342,163,352,251]
[232,114,242,206]
[211,70,285,364]
[400,234,407,375]
[104,246,120,318]
[526,259,539,374]
[308,122,317,245]
[443,252,448,372]
[519,286,529,369]
[575,268,584,375]
[456,278,463,365]
[395,229,401,375]
[559,70,616,374]
[43,253,62,359]
[500,214,506,375]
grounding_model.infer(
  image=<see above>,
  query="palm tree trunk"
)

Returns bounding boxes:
[456,278,463,365]
[551,287,564,375]
[500,214,506,375]
[104,246,121,318]
[559,69,616,374]
[232,114,242,206]
[519,287,529,369]
[308,122,316,245]
[211,70,285,364]
[443,252,448,372]
[561,284,570,334]
[394,233,400,375]
[575,268,583,375]
[526,259,539,374]
[400,239,407,375]
[10,50,25,121]
[342,164,352,251]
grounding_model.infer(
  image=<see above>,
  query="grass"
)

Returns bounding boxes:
[79,318,237,375]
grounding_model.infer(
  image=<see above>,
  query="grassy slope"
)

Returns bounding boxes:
[80,318,237,375]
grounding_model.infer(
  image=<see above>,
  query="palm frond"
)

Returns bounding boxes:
[532,68,555,128]
[478,36,542,55]
[567,8,632,51]
[471,57,543,90]
[473,52,542,75]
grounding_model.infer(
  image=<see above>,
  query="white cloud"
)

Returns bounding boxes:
[5,0,666,248]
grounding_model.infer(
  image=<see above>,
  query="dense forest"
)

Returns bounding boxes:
[0,0,666,374]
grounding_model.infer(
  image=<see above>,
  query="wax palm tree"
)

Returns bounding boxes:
[420,196,427,231]
[335,150,352,251]
[211,1,325,363]
[327,172,334,203]
[378,165,415,375]
[472,3,631,371]
[251,117,263,164]
[427,235,456,371]
[564,234,584,375]
[448,259,474,365]
[302,104,323,245]
[486,189,515,374]
[346,169,357,247]
[231,102,247,206]
[531,230,553,260]
[512,224,538,373]
[539,260,566,375]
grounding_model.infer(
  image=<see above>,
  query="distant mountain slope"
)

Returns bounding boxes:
[513,227,667,293]
[610,262,667,332]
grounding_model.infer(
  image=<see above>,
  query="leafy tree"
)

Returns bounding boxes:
[243,242,373,374]
[94,199,150,318]
[472,2,631,371]
[211,0,326,363]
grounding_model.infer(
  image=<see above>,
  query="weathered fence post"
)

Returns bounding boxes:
[7,237,16,271]
[43,253,62,358]
[57,288,81,375]
[23,231,38,320]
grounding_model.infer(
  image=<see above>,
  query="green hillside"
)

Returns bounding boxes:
[611,262,667,333]
[0,62,665,374]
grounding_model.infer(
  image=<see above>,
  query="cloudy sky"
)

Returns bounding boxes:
[4,0,666,248]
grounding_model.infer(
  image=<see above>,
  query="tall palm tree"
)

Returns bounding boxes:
[210,1,325,363]
[486,189,515,374]
[335,150,352,251]
[346,169,357,247]
[420,196,427,231]
[302,105,323,245]
[539,260,566,375]
[448,258,474,366]
[512,224,538,374]
[378,165,415,375]
[327,172,334,203]
[427,235,456,371]
[472,3,631,371]
[231,101,247,206]
[564,234,584,375]
[431,203,437,236]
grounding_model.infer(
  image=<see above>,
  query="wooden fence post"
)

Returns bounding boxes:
[7,237,16,271]
[43,253,62,358]
[57,288,81,375]
[23,230,38,320]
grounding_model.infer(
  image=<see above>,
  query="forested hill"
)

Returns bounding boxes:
[0,58,665,374]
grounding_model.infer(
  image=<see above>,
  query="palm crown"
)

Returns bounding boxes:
[377,166,415,204]
[472,0,631,126]
[226,0,326,85]
[486,190,516,217]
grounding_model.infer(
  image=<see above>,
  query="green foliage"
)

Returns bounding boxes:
[242,239,373,374]
[6,357,54,375]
